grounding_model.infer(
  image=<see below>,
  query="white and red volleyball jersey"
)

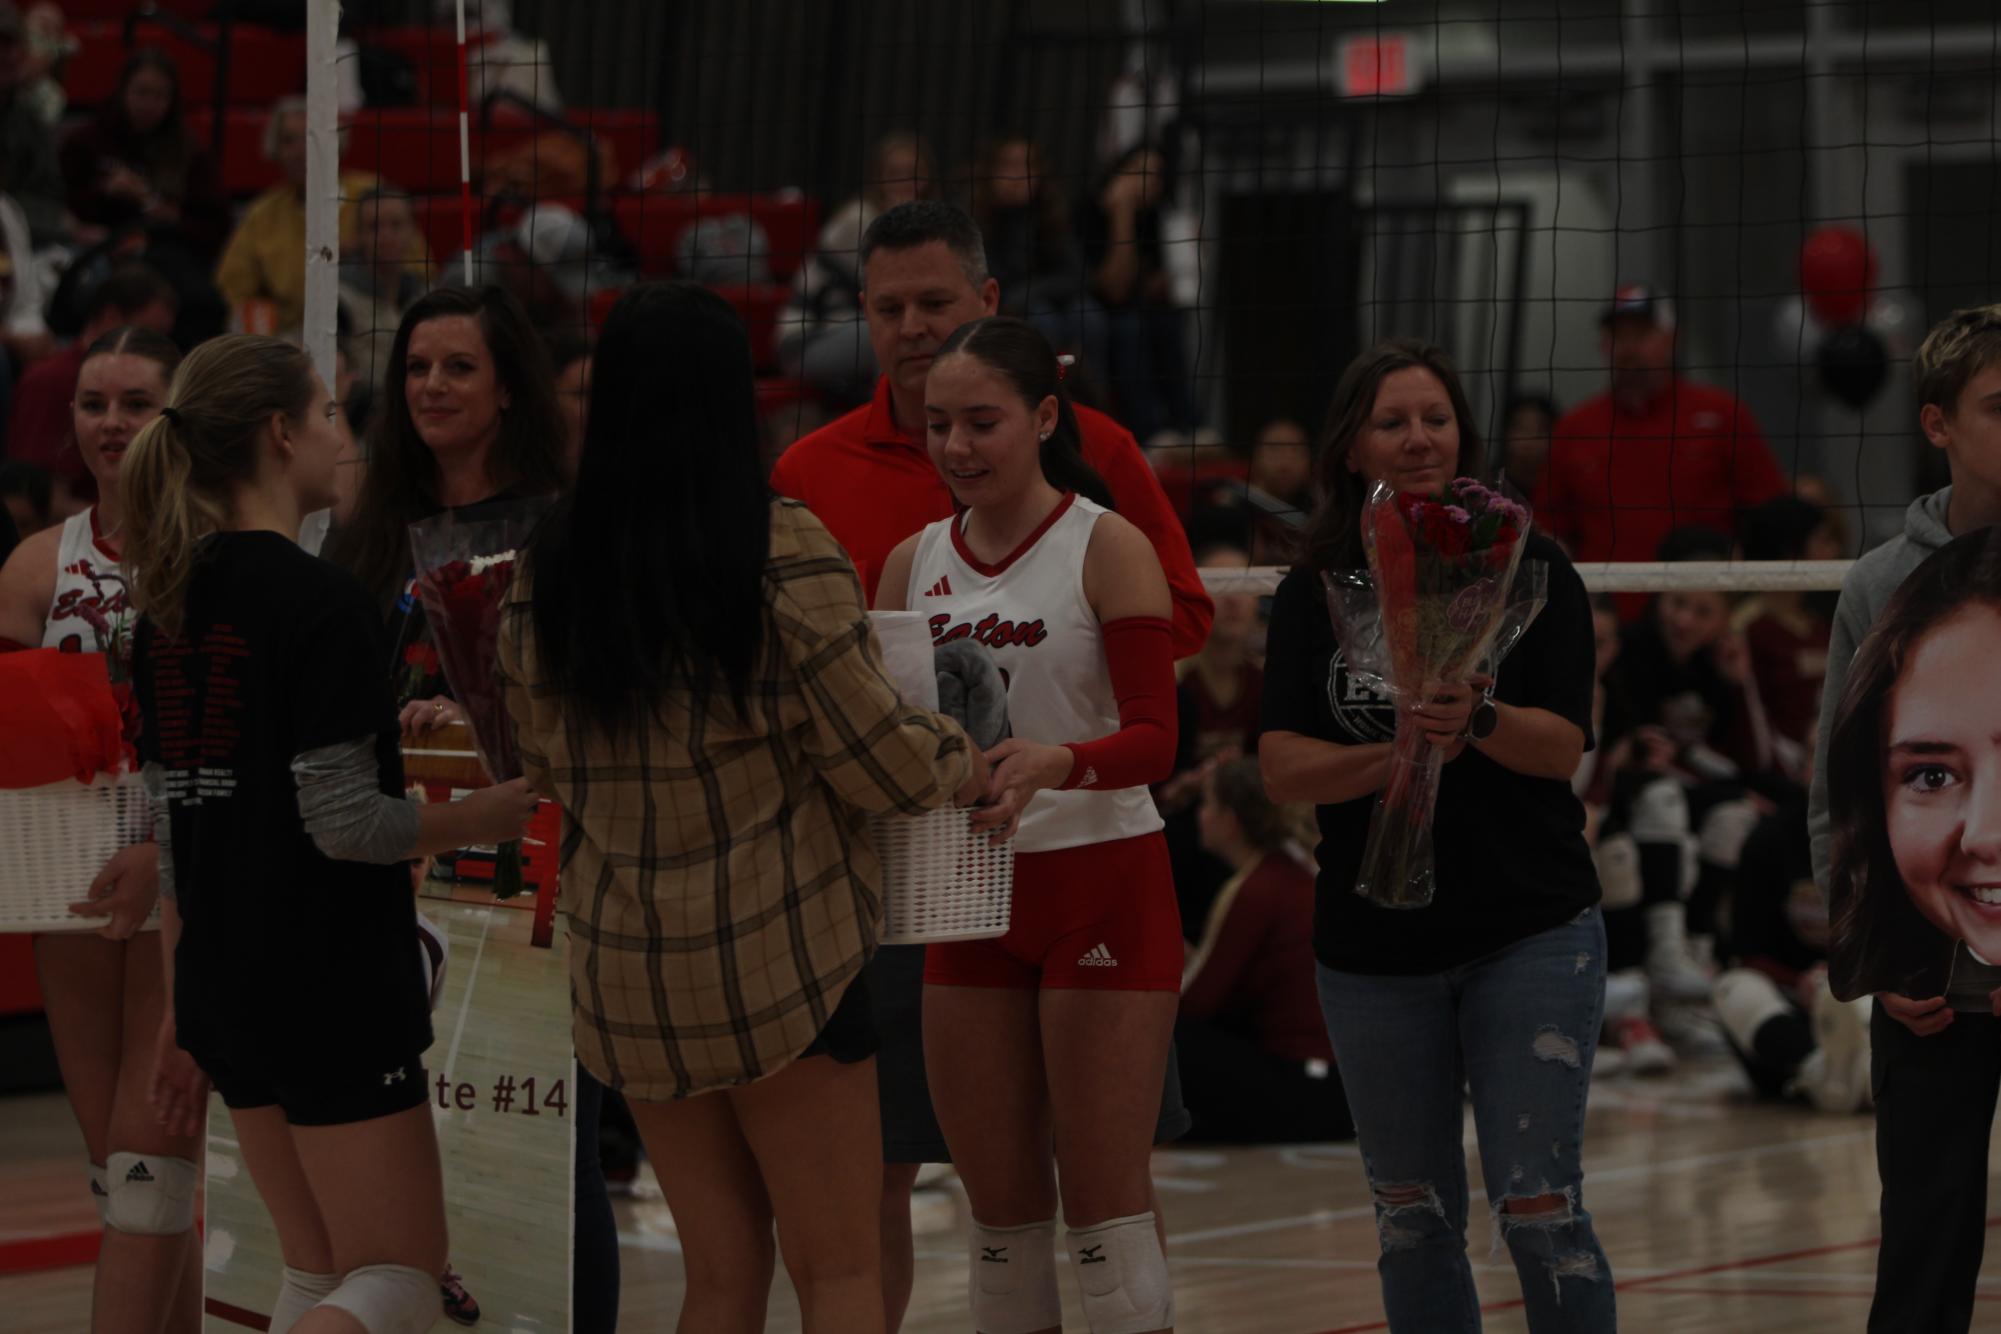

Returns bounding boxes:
[907,492,1165,854]
[43,508,130,658]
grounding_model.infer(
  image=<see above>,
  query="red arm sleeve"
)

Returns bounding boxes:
[1180,867,1277,1018]
[1058,616,1178,791]
[1080,420,1214,658]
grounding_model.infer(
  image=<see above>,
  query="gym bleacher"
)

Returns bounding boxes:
[59,2,818,377]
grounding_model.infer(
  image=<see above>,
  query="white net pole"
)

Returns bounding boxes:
[298,0,342,555]
[1203,560,1855,598]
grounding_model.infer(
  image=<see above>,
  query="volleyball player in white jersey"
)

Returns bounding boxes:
[0,327,203,1333]
[878,317,1180,1334]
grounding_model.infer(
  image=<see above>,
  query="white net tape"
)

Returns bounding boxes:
[1203,560,1854,598]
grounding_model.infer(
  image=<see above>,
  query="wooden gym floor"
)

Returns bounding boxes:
[10,991,2001,1329]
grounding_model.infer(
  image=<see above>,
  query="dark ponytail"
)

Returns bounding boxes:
[933,316,1115,511]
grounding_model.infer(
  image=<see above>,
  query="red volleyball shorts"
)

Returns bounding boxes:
[924,831,1182,992]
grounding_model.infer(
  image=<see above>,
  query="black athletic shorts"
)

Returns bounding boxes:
[200,1050,431,1127]
[800,966,878,1066]
[867,943,1192,1163]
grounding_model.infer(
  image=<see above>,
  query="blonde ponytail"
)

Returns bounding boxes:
[118,334,315,640]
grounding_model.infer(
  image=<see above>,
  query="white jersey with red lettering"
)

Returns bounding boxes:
[43,508,131,660]
[906,492,1163,854]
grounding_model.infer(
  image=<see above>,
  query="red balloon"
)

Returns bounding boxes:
[1799,225,1878,327]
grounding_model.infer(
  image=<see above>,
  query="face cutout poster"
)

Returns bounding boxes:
[1827,527,2001,1002]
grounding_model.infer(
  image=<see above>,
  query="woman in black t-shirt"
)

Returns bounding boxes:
[1260,339,1615,1332]
[325,283,567,736]
[121,334,537,1330]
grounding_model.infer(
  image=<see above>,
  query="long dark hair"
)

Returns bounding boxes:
[969,135,1070,263]
[1295,338,1486,573]
[1827,526,2001,999]
[328,284,566,604]
[932,316,1114,510]
[106,49,191,200]
[525,282,769,737]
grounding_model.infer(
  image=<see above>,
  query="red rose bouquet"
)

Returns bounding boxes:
[1324,477,1535,909]
[408,500,550,899]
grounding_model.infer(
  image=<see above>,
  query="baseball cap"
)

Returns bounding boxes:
[1600,283,1675,330]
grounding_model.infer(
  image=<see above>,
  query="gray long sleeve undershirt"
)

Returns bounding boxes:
[290,736,422,865]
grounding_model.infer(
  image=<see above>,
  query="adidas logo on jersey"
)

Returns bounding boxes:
[1078,943,1118,967]
[923,576,953,597]
[1077,766,1100,788]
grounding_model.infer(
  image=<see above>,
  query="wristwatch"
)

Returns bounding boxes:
[1463,690,1499,742]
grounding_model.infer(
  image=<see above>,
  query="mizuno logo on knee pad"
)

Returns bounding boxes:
[980,1246,1008,1262]
[1078,1245,1107,1263]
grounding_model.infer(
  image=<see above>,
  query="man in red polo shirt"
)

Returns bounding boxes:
[771,200,1208,1332]
[1535,285,1786,617]
[772,200,1211,656]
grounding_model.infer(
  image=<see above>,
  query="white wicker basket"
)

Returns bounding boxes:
[872,806,1013,946]
[0,773,153,933]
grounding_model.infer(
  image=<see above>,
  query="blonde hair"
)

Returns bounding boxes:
[121,335,315,639]
[1914,304,2001,413]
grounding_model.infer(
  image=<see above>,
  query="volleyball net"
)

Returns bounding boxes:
[293,0,2001,596]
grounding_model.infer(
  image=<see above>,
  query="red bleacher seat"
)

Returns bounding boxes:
[61,0,208,19]
[183,106,280,196]
[341,107,660,196]
[714,283,791,371]
[610,192,820,286]
[65,21,304,108]
[354,26,464,107]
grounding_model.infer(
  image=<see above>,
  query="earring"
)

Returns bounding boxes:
[1038,430,1051,442]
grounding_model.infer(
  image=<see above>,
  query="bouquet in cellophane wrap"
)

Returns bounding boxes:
[408,498,551,899]
[1324,478,1544,909]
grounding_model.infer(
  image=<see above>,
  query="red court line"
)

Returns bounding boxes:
[204,1296,271,1330]
[0,1229,99,1274]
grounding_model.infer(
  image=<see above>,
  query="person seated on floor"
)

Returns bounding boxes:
[1177,757,1353,1144]
[1710,779,1872,1114]
[1733,494,1841,785]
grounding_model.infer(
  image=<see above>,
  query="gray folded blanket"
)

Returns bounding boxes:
[934,640,1011,751]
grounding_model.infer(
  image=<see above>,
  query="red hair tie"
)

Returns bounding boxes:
[1056,353,1076,382]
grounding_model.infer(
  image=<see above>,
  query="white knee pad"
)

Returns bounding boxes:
[103,1152,198,1235]
[1627,777,1690,844]
[1067,1212,1173,1334]
[88,1161,110,1225]
[968,1218,1061,1334]
[318,1264,438,1334]
[268,1266,341,1334]
[1593,832,1642,910]
[1698,798,1761,868]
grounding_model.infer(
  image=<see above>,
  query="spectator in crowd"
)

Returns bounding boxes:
[1248,416,1315,516]
[1158,524,1263,931]
[442,0,564,112]
[0,0,66,245]
[1575,592,1679,1076]
[548,333,589,477]
[1536,286,1786,618]
[213,96,406,335]
[0,154,50,368]
[6,263,176,514]
[1606,526,1776,1019]
[1179,758,1353,1143]
[60,48,229,263]
[1733,495,1840,783]
[19,2,71,127]
[776,130,935,407]
[967,133,1103,372]
[448,200,623,344]
[1499,391,1557,495]
[1710,781,1872,1113]
[338,185,429,389]
[1076,142,1196,443]
[0,456,49,536]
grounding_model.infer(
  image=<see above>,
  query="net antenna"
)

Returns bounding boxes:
[298,0,342,556]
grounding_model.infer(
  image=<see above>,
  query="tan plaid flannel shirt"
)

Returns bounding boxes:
[499,499,971,1101]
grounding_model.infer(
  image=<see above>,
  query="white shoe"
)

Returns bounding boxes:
[1654,1002,1729,1057]
[1603,968,1652,1025]
[1645,903,1714,1002]
[1801,977,1873,1113]
[1611,1015,1677,1075]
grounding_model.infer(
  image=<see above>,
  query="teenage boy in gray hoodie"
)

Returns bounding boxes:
[1808,303,2001,1334]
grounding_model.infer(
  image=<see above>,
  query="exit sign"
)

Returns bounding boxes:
[1337,33,1421,98]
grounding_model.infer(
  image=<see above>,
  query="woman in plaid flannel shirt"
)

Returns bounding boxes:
[501,282,989,1332]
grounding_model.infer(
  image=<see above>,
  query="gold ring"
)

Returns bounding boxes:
[433,701,446,713]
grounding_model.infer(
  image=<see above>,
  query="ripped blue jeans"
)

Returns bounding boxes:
[1316,908,1616,1332]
